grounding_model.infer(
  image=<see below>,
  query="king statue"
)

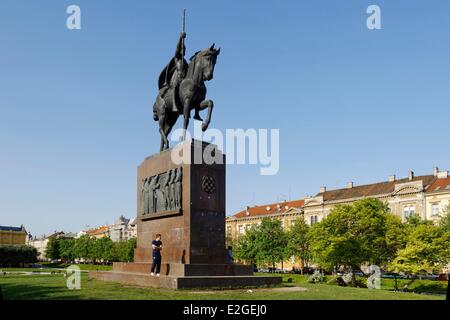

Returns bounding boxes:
[152,11,220,152]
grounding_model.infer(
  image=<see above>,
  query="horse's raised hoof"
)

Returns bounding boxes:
[201,123,208,132]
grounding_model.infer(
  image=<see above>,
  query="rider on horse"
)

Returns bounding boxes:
[153,32,202,121]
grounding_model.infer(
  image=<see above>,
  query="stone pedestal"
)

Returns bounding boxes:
[90,140,281,289]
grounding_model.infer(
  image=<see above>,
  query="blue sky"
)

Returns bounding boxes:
[1,1,449,237]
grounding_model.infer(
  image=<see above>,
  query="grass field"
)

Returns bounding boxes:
[0,268,446,300]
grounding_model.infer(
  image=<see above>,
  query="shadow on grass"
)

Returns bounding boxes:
[413,283,447,295]
[0,282,88,300]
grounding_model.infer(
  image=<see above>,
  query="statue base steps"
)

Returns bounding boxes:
[89,270,281,290]
[112,262,254,277]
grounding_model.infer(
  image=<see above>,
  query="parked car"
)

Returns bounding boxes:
[420,274,439,280]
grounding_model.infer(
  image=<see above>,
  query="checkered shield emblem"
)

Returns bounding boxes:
[202,176,216,194]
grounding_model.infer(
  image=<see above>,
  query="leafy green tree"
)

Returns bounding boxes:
[59,238,76,263]
[45,236,60,260]
[388,223,450,281]
[309,198,391,286]
[0,245,38,267]
[92,237,115,263]
[381,213,408,267]
[286,219,311,274]
[234,225,259,265]
[74,234,95,263]
[254,218,288,270]
[112,237,137,262]
[124,237,137,262]
[439,205,450,231]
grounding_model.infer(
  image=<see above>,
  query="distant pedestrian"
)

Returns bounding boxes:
[227,246,234,264]
[151,234,163,276]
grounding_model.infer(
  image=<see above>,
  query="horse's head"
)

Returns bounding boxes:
[190,44,220,81]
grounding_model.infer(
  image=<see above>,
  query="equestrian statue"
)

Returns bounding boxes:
[152,12,220,152]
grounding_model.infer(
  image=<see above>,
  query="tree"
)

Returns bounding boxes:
[381,213,408,267]
[59,238,76,264]
[0,245,38,267]
[112,237,137,262]
[74,234,95,263]
[254,218,288,271]
[45,236,60,260]
[92,237,115,263]
[124,237,137,262]
[388,223,450,283]
[234,225,259,265]
[309,198,391,286]
[439,205,450,231]
[286,219,311,274]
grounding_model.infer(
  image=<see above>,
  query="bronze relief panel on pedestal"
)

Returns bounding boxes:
[140,167,182,220]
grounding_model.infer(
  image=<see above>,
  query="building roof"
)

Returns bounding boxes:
[426,176,450,193]
[232,199,305,219]
[62,232,77,238]
[116,215,130,225]
[0,225,26,232]
[317,175,436,202]
[128,217,137,226]
[85,225,110,236]
[229,170,450,221]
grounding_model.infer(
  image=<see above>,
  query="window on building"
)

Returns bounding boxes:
[431,203,440,217]
[403,205,416,219]
[226,226,232,236]
[238,225,245,235]
[310,215,318,226]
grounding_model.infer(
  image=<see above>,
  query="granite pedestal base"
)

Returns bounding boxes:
[90,270,281,290]
[90,141,281,289]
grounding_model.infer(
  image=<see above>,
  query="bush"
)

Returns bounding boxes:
[353,279,368,288]
[0,245,38,267]
[326,276,347,286]
[308,270,324,283]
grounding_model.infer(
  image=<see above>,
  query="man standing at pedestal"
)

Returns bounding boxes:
[150,234,163,276]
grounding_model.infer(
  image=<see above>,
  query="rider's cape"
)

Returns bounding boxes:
[158,57,188,90]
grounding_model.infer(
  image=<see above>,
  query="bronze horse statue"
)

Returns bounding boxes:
[153,43,220,152]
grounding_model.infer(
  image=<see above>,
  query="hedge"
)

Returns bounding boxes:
[0,245,38,267]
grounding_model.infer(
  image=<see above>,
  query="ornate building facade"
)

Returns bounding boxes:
[0,225,27,245]
[226,168,450,270]
[77,215,137,242]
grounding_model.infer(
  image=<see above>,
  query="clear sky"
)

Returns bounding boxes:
[1,0,449,237]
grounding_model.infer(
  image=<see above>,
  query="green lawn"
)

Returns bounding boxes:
[272,273,448,295]
[0,270,445,300]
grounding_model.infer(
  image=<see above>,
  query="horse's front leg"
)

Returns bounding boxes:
[159,117,169,151]
[182,99,192,141]
[199,100,214,132]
